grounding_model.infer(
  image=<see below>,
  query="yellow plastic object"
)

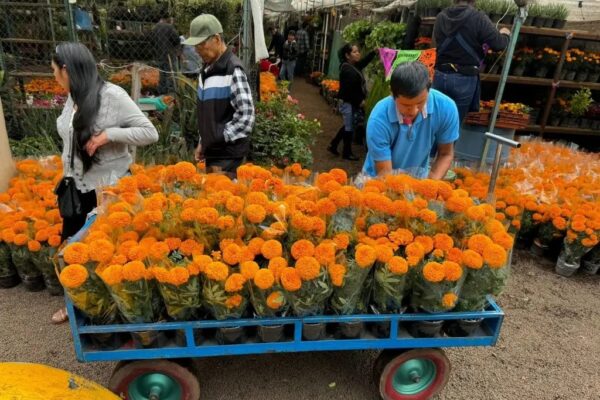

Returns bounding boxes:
[0,362,119,399]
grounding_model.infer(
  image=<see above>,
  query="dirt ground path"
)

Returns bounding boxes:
[1,81,599,399]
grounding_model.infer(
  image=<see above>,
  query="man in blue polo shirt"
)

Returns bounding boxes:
[363,61,459,179]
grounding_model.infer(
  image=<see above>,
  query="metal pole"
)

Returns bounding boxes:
[485,132,521,204]
[478,5,526,171]
[64,0,77,42]
[47,0,56,46]
[241,0,251,69]
[321,12,329,72]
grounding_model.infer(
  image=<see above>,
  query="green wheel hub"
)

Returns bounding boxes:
[392,358,437,395]
[128,372,182,400]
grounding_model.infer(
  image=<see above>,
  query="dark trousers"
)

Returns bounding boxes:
[157,56,178,95]
[295,53,307,76]
[206,158,245,179]
[61,189,97,242]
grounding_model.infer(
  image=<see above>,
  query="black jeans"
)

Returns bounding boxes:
[206,158,245,179]
[61,189,97,242]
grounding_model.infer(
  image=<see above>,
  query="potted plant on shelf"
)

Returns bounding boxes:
[511,47,534,76]
[549,97,568,127]
[570,88,594,128]
[528,3,544,27]
[587,53,600,83]
[551,3,569,29]
[533,48,559,78]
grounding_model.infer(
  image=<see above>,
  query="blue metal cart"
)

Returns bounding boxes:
[66,295,504,400]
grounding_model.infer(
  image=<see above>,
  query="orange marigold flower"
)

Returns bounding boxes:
[291,239,315,260]
[248,237,265,256]
[405,242,425,260]
[268,257,288,280]
[328,263,346,287]
[240,261,260,280]
[328,190,351,208]
[376,244,394,264]
[423,262,445,283]
[101,264,124,286]
[295,256,321,280]
[59,264,88,289]
[225,272,246,292]
[505,206,520,218]
[64,242,90,265]
[418,209,437,224]
[388,256,408,275]
[446,196,473,213]
[173,161,197,180]
[163,237,181,251]
[148,241,170,261]
[368,223,389,239]
[127,244,149,261]
[443,261,463,282]
[492,231,514,251]
[483,243,507,268]
[466,205,487,221]
[462,249,483,270]
[407,256,422,267]
[254,269,275,290]
[246,191,269,207]
[217,215,235,230]
[433,234,454,252]
[414,235,434,254]
[1,228,15,243]
[205,261,229,281]
[389,228,414,247]
[226,196,245,214]
[468,234,493,255]
[225,294,243,309]
[168,267,190,286]
[27,240,41,252]
[552,217,567,231]
[261,239,283,260]
[333,233,351,250]
[442,292,458,308]
[13,233,29,246]
[123,261,146,281]
[266,291,285,310]
[281,267,302,292]
[150,266,169,283]
[107,211,132,228]
[180,239,204,257]
[222,243,242,265]
[316,198,337,216]
[48,235,62,248]
[245,204,267,224]
[355,244,377,268]
[89,239,115,263]
[315,241,336,266]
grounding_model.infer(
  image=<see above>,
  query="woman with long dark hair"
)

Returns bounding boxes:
[51,42,158,323]
[328,43,376,161]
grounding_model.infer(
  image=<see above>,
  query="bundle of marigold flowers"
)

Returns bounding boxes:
[202,258,248,320]
[244,258,288,317]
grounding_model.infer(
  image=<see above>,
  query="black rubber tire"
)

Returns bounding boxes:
[108,359,200,400]
[373,349,406,385]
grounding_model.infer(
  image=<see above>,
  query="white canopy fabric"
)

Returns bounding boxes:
[372,0,416,14]
[265,0,296,12]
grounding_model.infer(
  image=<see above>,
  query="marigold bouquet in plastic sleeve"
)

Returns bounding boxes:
[280,255,332,317]
[330,244,377,314]
[243,259,288,317]
[202,259,248,320]
[59,264,118,324]
[410,256,465,313]
[455,233,511,312]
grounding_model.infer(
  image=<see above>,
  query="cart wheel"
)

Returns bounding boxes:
[373,350,406,385]
[108,359,200,400]
[378,349,450,400]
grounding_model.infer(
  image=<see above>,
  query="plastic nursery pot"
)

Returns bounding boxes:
[555,252,580,277]
[530,238,549,257]
[576,71,589,82]
[407,320,444,338]
[565,71,577,81]
[533,17,546,28]
[339,321,364,339]
[544,18,555,28]
[258,325,285,343]
[21,275,45,292]
[131,330,169,349]
[0,273,20,289]
[302,322,326,341]
[43,275,63,296]
[89,332,127,351]
[443,318,484,337]
[581,260,600,275]
[216,326,245,345]
[553,19,566,29]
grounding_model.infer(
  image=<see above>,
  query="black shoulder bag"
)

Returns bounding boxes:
[54,112,83,219]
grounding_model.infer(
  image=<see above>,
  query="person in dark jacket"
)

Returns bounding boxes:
[280,30,298,83]
[328,43,376,161]
[184,14,255,177]
[150,16,181,94]
[268,27,285,58]
[433,0,511,123]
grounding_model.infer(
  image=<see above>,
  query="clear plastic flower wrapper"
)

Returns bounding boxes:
[59,264,118,324]
[242,260,288,317]
[372,256,410,313]
[0,242,18,285]
[280,257,332,317]
[410,258,465,313]
[151,257,202,321]
[9,242,43,288]
[330,244,377,315]
[202,260,248,320]
[455,245,510,312]
[30,245,61,295]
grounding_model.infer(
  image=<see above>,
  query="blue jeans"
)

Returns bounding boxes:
[280,60,296,82]
[432,70,480,124]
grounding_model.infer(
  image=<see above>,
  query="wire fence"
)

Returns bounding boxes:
[0,0,256,159]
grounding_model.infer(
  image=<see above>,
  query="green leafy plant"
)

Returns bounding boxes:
[570,88,594,118]
[548,3,569,20]
[251,92,320,168]
[364,22,407,50]
[342,20,373,48]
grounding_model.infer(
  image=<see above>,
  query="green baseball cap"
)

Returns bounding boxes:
[182,14,223,46]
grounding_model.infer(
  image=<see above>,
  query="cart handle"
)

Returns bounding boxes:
[484,132,521,204]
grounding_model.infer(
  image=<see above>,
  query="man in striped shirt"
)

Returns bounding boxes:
[183,14,255,177]
[295,23,310,77]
